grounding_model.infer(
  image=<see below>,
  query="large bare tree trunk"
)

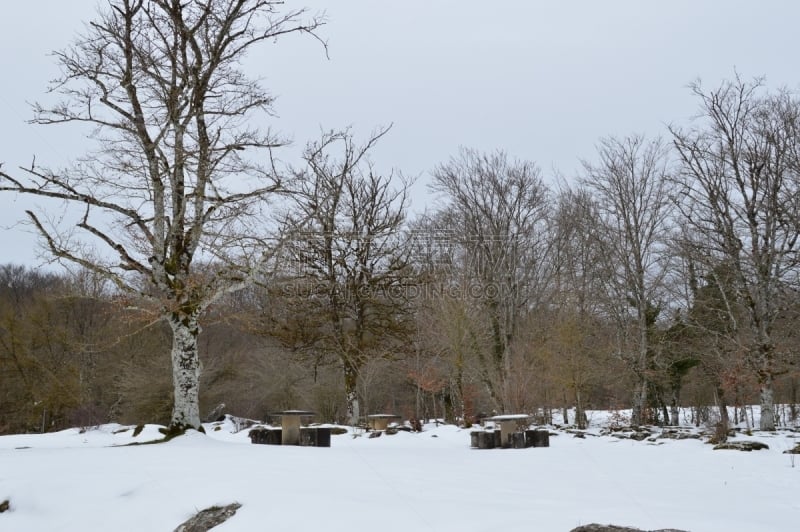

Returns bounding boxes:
[758,366,775,431]
[168,313,202,430]
[631,376,648,427]
[631,315,650,426]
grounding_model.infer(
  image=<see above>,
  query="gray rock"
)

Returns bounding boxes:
[783,443,800,454]
[658,430,701,440]
[628,431,651,441]
[712,441,769,451]
[0,499,9,513]
[607,428,652,441]
[173,502,241,532]
[571,524,689,532]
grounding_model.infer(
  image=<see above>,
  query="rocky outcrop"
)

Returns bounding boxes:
[712,441,769,451]
[570,524,689,532]
[173,502,241,532]
[656,429,701,440]
[601,427,652,441]
[783,443,800,454]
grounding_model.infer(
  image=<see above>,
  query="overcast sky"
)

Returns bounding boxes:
[2,1,799,266]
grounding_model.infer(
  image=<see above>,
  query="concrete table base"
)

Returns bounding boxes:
[269,410,316,446]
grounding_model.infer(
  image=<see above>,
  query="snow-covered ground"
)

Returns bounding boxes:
[1,413,798,532]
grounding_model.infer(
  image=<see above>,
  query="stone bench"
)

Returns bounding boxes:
[470,428,549,449]
[249,426,331,447]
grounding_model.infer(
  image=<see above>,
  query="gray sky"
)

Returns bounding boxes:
[2,1,799,266]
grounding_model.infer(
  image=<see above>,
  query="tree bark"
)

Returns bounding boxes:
[344,357,360,426]
[168,312,202,431]
[631,376,647,427]
[575,388,587,430]
[669,390,680,426]
[758,371,775,431]
[713,384,730,443]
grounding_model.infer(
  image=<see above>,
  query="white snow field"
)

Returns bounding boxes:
[0,413,798,532]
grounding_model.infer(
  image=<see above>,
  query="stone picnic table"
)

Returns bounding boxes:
[486,414,531,447]
[269,410,316,445]
[367,414,401,431]
[470,414,550,449]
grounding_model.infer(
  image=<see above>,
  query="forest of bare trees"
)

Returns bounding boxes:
[2,3,799,437]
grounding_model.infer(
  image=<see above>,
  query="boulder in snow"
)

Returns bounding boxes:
[783,443,800,454]
[173,502,241,532]
[570,524,689,532]
[712,441,769,451]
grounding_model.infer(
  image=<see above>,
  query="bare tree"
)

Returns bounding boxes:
[0,1,324,432]
[580,134,674,426]
[281,128,414,425]
[671,76,800,430]
[679,252,746,437]
[430,148,551,411]
[547,187,613,428]
[407,218,491,424]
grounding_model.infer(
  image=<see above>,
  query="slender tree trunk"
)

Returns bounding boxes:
[343,357,360,426]
[631,375,647,426]
[631,303,650,426]
[660,400,669,427]
[759,374,775,431]
[669,380,681,426]
[575,388,586,429]
[455,359,466,424]
[443,391,455,424]
[714,384,730,442]
[168,312,202,431]
[489,310,508,412]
